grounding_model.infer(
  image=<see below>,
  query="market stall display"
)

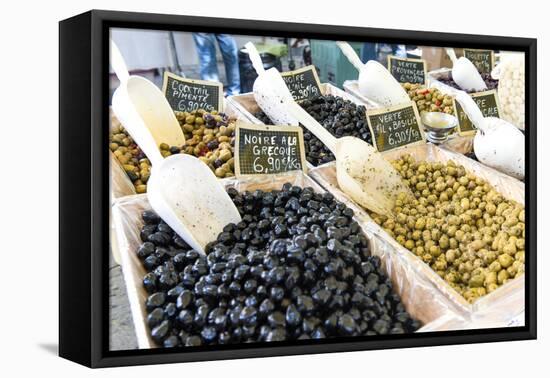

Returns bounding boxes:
[112,173,466,349]
[309,144,525,318]
[108,38,528,351]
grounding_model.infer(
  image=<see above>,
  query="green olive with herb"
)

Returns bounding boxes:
[370,155,525,303]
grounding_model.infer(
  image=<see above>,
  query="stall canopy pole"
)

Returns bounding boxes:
[169,31,185,77]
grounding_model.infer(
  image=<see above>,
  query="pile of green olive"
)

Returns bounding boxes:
[402,83,455,115]
[110,122,150,194]
[174,109,235,178]
[370,155,525,303]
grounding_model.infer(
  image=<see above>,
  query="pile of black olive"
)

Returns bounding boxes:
[136,184,419,348]
[254,95,372,166]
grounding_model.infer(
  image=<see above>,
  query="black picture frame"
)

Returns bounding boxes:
[59,9,537,368]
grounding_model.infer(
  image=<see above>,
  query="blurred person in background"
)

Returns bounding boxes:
[361,43,408,63]
[192,33,241,95]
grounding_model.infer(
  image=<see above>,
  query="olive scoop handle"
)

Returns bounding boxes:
[110,39,130,83]
[244,42,265,75]
[336,41,364,72]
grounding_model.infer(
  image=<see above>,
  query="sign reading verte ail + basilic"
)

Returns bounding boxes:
[281,65,323,102]
[453,89,501,136]
[463,49,495,74]
[387,56,427,84]
[235,122,307,177]
[162,72,223,113]
[366,102,426,153]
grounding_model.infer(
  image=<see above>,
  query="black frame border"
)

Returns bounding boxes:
[59,9,537,368]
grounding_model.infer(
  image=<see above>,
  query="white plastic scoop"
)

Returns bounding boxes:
[445,48,487,93]
[110,40,241,253]
[336,41,410,107]
[454,91,524,180]
[110,40,185,152]
[244,42,413,217]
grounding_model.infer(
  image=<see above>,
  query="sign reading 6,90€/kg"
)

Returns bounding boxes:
[162,71,224,113]
[387,56,427,85]
[234,122,308,177]
[281,65,323,102]
[366,102,426,153]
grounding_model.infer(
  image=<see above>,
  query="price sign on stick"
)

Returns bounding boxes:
[235,122,307,176]
[387,56,427,84]
[453,89,501,136]
[281,65,323,102]
[463,49,495,74]
[162,72,223,113]
[366,102,426,153]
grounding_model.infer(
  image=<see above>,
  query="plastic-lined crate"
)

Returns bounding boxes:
[309,143,525,326]
[111,172,464,349]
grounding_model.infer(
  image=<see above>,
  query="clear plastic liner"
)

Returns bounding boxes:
[111,171,462,349]
[110,151,136,201]
[309,143,525,327]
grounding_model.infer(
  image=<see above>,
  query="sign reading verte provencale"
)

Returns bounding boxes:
[453,89,501,135]
[366,102,426,152]
[387,56,427,84]
[235,123,307,176]
[162,72,223,113]
[281,65,323,102]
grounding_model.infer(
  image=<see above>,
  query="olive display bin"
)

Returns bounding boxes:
[427,68,500,97]
[59,9,536,368]
[109,100,252,200]
[111,172,463,349]
[309,143,525,326]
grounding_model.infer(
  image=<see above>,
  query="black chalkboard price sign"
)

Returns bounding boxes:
[453,89,501,136]
[387,56,427,84]
[235,122,307,176]
[463,49,495,74]
[281,65,323,102]
[366,102,426,153]
[162,72,224,113]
